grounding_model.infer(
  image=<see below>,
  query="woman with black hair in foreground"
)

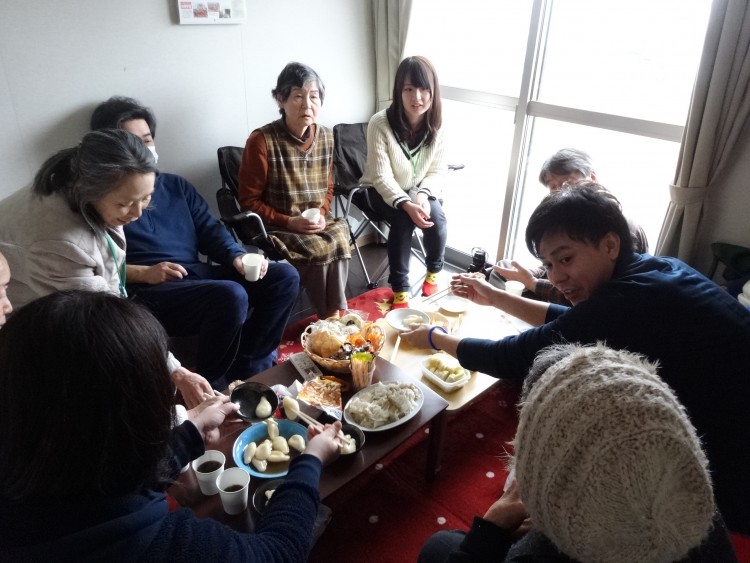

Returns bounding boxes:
[0,291,341,562]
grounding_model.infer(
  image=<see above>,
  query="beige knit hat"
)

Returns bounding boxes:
[514,343,715,563]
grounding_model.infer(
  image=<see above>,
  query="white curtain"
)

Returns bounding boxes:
[373,0,413,112]
[656,0,750,261]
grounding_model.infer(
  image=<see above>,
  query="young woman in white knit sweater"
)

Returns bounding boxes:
[360,56,448,309]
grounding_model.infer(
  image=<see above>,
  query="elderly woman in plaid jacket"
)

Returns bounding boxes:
[238,62,350,319]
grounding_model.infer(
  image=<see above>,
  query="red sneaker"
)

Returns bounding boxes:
[422,280,439,296]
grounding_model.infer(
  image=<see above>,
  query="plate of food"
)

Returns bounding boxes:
[421,353,471,393]
[252,478,286,513]
[439,295,470,314]
[343,381,424,432]
[233,419,308,479]
[384,308,430,332]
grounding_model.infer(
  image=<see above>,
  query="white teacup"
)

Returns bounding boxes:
[192,450,225,495]
[301,208,320,221]
[241,253,264,282]
[504,280,525,296]
[217,467,251,515]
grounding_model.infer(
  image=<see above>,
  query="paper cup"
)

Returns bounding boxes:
[217,467,251,515]
[301,208,320,221]
[241,253,263,282]
[504,280,525,296]
[192,450,225,495]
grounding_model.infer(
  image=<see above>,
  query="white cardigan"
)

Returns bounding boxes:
[359,109,447,208]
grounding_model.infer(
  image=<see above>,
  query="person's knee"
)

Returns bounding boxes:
[265,262,301,295]
[418,530,465,563]
[207,282,248,326]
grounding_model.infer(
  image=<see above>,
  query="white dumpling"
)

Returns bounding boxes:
[255,396,273,419]
[251,458,268,472]
[288,434,306,452]
[268,451,290,463]
[339,434,357,455]
[255,441,273,461]
[243,442,257,465]
[265,418,279,439]
[272,436,289,454]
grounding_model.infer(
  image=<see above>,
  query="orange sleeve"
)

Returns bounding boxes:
[237,130,290,227]
[321,159,334,216]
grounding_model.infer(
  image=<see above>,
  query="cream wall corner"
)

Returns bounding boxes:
[0,0,375,211]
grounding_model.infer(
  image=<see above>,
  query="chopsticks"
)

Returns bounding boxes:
[453,313,464,334]
[423,285,453,306]
[391,334,402,363]
[293,408,352,448]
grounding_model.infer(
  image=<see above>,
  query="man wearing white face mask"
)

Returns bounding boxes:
[90,97,300,389]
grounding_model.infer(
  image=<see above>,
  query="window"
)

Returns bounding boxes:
[405,0,711,268]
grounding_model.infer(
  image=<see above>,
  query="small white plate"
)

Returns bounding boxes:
[384,308,430,332]
[439,295,470,314]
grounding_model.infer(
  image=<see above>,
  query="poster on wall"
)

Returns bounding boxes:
[178,0,245,24]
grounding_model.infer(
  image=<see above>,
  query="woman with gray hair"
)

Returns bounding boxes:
[0,129,213,406]
[237,62,351,319]
[0,128,155,305]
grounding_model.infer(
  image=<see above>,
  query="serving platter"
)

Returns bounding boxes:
[343,381,424,432]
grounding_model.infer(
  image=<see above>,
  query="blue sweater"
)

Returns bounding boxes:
[125,172,245,269]
[0,421,323,562]
[457,252,750,534]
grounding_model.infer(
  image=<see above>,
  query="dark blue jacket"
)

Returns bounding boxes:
[125,172,245,269]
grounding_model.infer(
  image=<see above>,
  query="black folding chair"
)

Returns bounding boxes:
[215,146,286,261]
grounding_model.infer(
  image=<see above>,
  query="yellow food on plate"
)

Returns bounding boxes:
[425,354,468,383]
[297,377,343,411]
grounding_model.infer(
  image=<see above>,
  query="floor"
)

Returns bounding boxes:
[287,243,463,324]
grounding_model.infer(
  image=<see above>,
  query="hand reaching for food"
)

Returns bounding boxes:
[188,394,239,445]
[171,367,214,409]
[305,421,343,466]
[450,273,496,307]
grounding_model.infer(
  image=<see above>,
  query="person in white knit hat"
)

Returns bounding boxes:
[418,343,737,563]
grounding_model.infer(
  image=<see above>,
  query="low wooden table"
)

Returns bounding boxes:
[168,357,448,531]
[372,290,529,475]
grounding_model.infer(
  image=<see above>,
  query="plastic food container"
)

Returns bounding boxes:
[420,357,471,393]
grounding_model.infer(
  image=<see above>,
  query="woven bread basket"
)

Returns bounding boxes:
[300,323,384,374]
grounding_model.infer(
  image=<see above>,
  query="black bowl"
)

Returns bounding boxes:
[339,423,366,455]
[230,382,279,423]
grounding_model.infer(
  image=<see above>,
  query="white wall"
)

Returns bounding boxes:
[0,0,375,210]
